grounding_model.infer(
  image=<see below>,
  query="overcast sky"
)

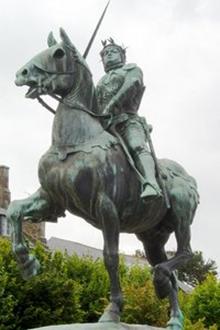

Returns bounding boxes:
[1,0,220,270]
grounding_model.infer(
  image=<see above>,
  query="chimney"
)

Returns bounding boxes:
[0,165,11,236]
[0,165,11,209]
[0,166,46,242]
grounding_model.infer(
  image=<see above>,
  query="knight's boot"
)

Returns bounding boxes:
[135,152,162,200]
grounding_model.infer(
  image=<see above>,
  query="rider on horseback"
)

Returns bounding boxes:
[96,39,161,200]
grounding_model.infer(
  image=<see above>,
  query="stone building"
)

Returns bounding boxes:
[0,165,45,243]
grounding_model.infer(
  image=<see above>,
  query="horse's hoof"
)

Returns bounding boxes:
[98,303,120,323]
[22,255,40,280]
[14,244,29,263]
[154,264,171,277]
[166,314,184,330]
[153,265,172,299]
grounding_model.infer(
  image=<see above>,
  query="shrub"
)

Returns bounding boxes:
[121,265,168,327]
[183,275,220,329]
[0,239,83,329]
[0,237,219,330]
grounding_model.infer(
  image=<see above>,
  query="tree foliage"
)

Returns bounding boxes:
[0,237,219,330]
[0,239,109,329]
[182,275,220,329]
[135,249,218,287]
[121,266,169,326]
[177,251,218,287]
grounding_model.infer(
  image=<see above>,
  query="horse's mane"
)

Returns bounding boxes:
[63,45,97,113]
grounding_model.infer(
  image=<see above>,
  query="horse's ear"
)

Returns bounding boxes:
[47,32,57,47]
[60,28,73,47]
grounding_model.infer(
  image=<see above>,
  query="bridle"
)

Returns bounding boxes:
[33,42,113,124]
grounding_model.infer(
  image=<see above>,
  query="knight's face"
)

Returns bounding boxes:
[102,46,124,72]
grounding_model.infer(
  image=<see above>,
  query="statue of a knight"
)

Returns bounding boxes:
[96,39,161,201]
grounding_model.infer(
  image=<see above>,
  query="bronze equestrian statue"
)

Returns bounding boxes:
[7,29,199,329]
[96,38,161,200]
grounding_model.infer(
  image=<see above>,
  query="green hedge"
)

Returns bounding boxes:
[0,237,218,329]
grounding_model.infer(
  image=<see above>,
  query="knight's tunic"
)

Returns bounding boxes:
[96,63,144,116]
[96,63,149,156]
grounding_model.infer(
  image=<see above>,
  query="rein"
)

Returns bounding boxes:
[37,93,112,121]
[37,96,56,114]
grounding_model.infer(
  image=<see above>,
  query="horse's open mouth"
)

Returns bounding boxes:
[25,82,40,99]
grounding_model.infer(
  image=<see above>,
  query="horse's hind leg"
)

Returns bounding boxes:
[6,187,60,280]
[146,185,197,329]
[151,220,192,329]
[137,229,184,329]
[96,193,121,323]
[153,194,195,286]
[153,217,192,328]
[157,183,198,278]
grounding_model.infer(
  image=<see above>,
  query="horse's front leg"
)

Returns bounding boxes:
[6,188,59,280]
[96,193,122,323]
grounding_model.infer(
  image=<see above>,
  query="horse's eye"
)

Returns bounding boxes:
[53,48,65,59]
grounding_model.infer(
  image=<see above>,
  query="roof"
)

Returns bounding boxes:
[48,236,103,259]
[47,237,148,267]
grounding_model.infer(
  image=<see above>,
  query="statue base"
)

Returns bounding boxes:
[29,322,164,330]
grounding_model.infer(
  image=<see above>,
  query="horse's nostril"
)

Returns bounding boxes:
[22,69,28,76]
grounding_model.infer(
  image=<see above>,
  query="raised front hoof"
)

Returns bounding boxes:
[153,265,172,299]
[14,244,29,260]
[98,303,120,323]
[166,316,184,330]
[21,255,41,280]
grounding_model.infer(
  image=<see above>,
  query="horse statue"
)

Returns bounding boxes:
[7,28,199,329]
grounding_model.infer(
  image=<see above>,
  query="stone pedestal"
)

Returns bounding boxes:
[30,322,164,330]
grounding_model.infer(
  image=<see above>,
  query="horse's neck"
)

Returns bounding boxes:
[52,63,103,147]
[52,101,103,147]
[65,61,98,113]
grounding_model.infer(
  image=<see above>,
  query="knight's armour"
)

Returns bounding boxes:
[96,63,144,115]
[96,58,161,201]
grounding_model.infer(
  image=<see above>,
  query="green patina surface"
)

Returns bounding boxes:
[8,25,199,330]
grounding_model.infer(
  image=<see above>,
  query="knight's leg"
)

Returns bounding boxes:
[6,187,61,280]
[137,229,184,330]
[136,151,162,199]
[119,119,161,200]
[96,193,122,323]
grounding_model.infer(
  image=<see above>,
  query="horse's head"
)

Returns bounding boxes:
[15,28,90,99]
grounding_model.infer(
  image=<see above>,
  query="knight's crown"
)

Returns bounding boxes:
[100,38,126,59]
